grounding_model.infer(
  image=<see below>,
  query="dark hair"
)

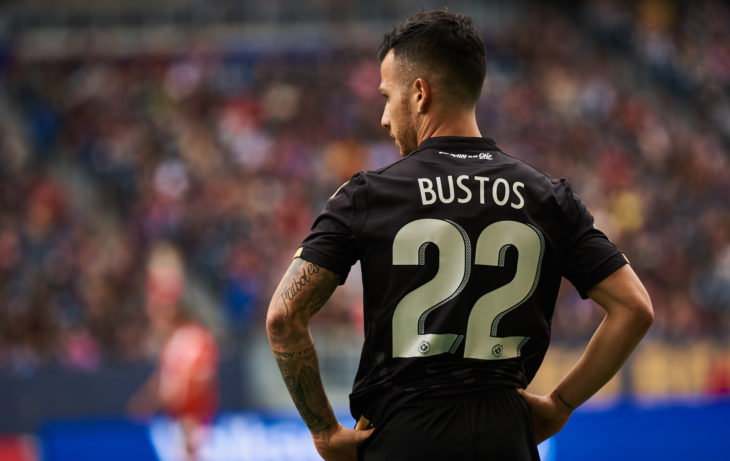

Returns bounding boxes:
[378,10,486,107]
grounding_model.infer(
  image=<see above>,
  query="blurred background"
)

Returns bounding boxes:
[0,0,728,459]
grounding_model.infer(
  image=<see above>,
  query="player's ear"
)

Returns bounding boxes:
[413,77,430,113]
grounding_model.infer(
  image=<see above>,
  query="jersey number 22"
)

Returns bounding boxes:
[392,219,544,360]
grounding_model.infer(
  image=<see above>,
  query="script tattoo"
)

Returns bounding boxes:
[273,346,333,434]
[277,260,338,317]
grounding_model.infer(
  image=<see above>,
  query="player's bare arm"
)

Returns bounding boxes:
[520,264,653,443]
[267,258,339,433]
[266,257,373,461]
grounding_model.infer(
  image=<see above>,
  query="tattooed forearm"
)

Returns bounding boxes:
[279,262,319,315]
[273,345,335,434]
[267,258,342,436]
[275,259,339,318]
[272,347,317,360]
[304,272,338,316]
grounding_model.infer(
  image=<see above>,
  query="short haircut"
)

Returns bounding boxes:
[378,10,486,108]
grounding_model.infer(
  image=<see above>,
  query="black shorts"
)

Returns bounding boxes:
[357,388,539,461]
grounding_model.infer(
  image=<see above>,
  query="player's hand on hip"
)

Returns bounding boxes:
[517,389,572,444]
[312,422,374,461]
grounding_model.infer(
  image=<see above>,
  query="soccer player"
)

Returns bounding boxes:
[266,10,653,461]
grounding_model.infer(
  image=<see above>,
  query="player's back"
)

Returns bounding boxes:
[300,136,625,418]
[342,136,622,416]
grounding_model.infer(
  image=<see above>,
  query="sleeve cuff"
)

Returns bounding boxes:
[297,246,352,285]
[575,252,628,299]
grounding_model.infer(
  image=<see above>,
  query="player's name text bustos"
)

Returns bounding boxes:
[417,175,526,209]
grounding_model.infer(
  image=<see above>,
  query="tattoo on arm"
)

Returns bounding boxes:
[268,258,341,435]
[273,346,334,434]
[275,259,339,318]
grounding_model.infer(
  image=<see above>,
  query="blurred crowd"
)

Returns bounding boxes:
[0,0,728,374]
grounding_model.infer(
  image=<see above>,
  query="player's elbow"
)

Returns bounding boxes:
[629,291,654,334]
[638,300,654,331]
[266,299,310,340]
[265,304,290,342]
[266,307,282,339]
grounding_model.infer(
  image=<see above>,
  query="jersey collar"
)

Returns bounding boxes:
[416,136,500,152]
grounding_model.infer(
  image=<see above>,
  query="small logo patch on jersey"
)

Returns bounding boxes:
[492,344,503,358]
[418,341,431,355]
[437,151,494,160]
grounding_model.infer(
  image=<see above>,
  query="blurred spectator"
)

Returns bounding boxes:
[128,241,219,460]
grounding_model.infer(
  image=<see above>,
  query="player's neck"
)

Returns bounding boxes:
[417,111,482,144]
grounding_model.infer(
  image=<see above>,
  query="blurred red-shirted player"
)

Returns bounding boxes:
[128,242,219,460]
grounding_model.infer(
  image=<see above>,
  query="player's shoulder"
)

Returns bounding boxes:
[491,148,576,197]
[495,148,557,183]
[363,153,415,177]
[334,152,418,192]
[493,147,587,217]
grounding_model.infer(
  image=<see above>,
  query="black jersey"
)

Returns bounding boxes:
[299,136,627,420]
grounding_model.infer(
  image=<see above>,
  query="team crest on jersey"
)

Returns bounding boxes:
[492,344,503,358]
[418,341,431,355]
